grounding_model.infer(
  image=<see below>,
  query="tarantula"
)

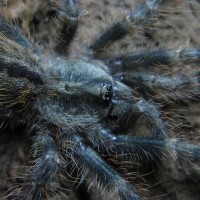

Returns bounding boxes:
[1,0,200,199]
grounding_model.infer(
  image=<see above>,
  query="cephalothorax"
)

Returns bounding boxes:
[0,0,200,199]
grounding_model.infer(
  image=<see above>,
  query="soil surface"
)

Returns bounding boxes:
[0,0,200,200]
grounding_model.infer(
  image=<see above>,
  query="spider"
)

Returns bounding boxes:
[0,0,200,199]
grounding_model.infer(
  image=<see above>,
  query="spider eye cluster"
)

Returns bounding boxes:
[100,83,113,102]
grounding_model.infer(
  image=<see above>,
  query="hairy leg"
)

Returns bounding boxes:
[63,135,140,200]
[12,132,63,199]
[90,0,164,54]
[85,129,200,166]
[0,16,40,58]
[114,72,200,101]
[109,96,168,137]
[107,49,200,72]
[50,0,79,54]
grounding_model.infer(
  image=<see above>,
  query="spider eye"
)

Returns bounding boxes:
[100,83,113,102]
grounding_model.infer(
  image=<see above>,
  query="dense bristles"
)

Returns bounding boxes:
[115,71,200,102]
[64,135,141,200]
[108,49,200,72]
[0,32,45,85]
[133,99,168,138]
[85,129,200,166]
[0,0,200,200]
[0,16,35,51]
[51,0,79,54]
[90,0,163,54]
[10,133,63,199]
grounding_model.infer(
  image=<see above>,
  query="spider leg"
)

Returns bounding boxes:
[109,93,168,137]
[114,72,200,101]
[0,17,45,85]
[0,16,39,56]
[133,98,168,137]
[107,49,200,72]
[50,0,79,54]
[90,0,164,54]
[64,135,140,200]
[14,132,63,200]
[85,129,200,166]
